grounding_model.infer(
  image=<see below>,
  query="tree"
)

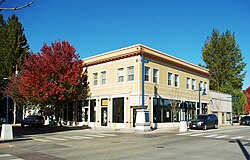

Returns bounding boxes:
[243,87,250,114]
[13,41,89,124]
[0,14,29,87]
[202,29,246,92]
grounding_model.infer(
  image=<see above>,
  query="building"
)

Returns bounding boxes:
[209,91,232,125]
[81,44,210,129]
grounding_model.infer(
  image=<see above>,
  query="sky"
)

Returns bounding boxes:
[1,0,250,90]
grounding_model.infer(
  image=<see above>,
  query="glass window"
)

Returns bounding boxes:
[174,74,179,87]
[127,66,134,81]
[168,72,172,86]
[101,71,106,85]
[192,79,195,90]
[186,77,190,89]
[90,100,96,122]
[199,81,203,90]
[145,67,150,81]
[93,73,98,86]
[112,97,124,123]
[204,82,207,91]
[153,69,158,83]
[117,68,124,82]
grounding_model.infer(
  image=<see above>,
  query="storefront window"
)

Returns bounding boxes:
[153,98,180,123]
[112,97,124,123]
[90,99,96,122]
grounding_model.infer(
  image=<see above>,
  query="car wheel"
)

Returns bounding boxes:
[203,124,207,130]
[214,124,218,129]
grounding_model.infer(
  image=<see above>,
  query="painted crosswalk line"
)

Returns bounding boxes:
[0,154,24,160]
[85,134,105,138]
[64,136,93,140]
[176,132,193,136]
[215,135,229,139]
[203,134,219,138]
[190,133,205,137]
[230,136,245,140]
[33,138,50,142]
[46,137,67,141]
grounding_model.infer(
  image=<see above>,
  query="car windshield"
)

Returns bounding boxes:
[197,115,207,120]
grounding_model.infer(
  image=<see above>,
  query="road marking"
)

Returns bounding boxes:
[176,132,193,136]
[0,154,24,160]
[0,154,12,157]
[215,135,229,139]
[64,136,92,140]
[190,133,205,137]
[230,136,245,140]
[98,133,117,137]
[85,134,105,138]
[33,138,50,142]
[46,137,67,141]
[204,134,219,138]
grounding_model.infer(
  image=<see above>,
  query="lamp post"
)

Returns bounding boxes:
[195,83,206,115]
[135,54,150,131]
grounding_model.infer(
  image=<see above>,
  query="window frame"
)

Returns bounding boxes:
[93,72,98,86]
[117,68,124,83]
[100,71,106,85]
[174,74,179,87]
[153,68,158,83]
[127,66,134,81]
[168,72,172,86]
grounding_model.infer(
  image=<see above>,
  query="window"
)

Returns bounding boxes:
[199,81,203,90]
[168,72,172,86]
[153,69,158,83]
[117,68,124,82]
[127,66,134,81]
[112,97,124,123]
[204,82,207,91]
[145,67,150,81]
[93,73,98,86]
[186,77,190,89]
[192,79,195,90]
[101,71,106,85]
[174,74,179,87]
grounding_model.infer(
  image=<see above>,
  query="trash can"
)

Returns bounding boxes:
[179,121,187,132]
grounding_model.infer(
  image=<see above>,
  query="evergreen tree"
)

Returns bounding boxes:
[0,14,29,87]
[202,29,246,92]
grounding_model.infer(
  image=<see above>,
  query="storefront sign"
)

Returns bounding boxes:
[130,95,148,106]
[101,99,108,106]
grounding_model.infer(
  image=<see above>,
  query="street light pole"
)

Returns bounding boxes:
[6,96,9,124]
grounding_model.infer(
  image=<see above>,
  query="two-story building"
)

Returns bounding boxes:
[80,44,210,129]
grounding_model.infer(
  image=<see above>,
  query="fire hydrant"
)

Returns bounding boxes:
[113,122,116,131]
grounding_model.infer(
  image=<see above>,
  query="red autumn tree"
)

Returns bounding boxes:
[243,87,250,114]
[6,41,89,123]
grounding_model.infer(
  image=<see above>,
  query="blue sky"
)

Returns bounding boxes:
[1,0,250,90]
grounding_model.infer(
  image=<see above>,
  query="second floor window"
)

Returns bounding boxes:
[127,66,134,81]
[93,73,98,86]
[174,74,179,87]
[192,79,195,90]
[186,77,190,89]
[145,67,150,81]
[101,71,106,85]
[153,69,158,83]
[117,68,124,82]
[168,72,172,86]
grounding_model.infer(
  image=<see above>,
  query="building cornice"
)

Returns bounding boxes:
[82,44,209,77]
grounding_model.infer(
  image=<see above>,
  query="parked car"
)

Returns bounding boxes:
[21,115,45,127]
[232,117,239,123]
[189,114,218,130]
[239,116,250,125]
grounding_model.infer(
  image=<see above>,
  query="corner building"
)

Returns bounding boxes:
[82,44,209,129]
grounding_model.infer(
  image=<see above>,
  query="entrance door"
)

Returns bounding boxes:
[101,107,108,126]
[133,109,137,127]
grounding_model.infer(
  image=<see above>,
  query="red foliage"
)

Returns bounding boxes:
[18,41,83,104]
[243,86,250,113]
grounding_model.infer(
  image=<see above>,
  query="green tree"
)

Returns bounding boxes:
[202,29,247,115]
[202,29,246,92]
[0,14,29,87]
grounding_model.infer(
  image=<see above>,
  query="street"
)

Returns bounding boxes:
[0,125,250,160]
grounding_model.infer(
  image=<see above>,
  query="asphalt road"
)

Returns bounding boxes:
[0,125,249,160]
